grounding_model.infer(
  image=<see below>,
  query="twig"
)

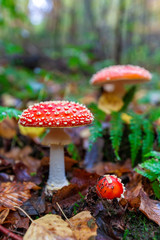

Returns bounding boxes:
[14,205,33,222]
[0,225,23,240]
[56,202,74,229]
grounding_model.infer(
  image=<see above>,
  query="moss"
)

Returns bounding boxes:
[123,211,160,240]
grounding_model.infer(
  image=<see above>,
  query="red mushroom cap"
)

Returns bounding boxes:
[90,65,152,86]
[19,101,94,128]
[96,175,125,200]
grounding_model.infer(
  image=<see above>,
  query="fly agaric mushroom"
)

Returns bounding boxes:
[90,65,152,114]
[90,65,151,97]
[96,175,125,200]
[19,101,94,193]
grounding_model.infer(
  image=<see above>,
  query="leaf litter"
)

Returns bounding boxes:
[0,117,159,239]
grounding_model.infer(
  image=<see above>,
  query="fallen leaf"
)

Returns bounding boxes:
[71,169,99,187]
[65,156,77,172]
[93,159,132,177]
[69,211,97,240]
[139,189,160,226]
[4,211,29,229]
[23,214,75,240]
[19,125,45,138]
[0,209,9,224]
[52,184,87,211]
[124,172,142,209]
[121,113,132,124]
[0,182,40,210]
[98,92,123,114]
[0,117,17,139]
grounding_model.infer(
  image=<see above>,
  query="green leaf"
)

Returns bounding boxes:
[89,119,104,150]
[88,103,106,122]
[110,112,123,160]
[135,151,160,198]
[0,106,22,121]
[142,119,154,161]
[151,181,160,199]
[120,86,137,112]
[129,113,142,166]
[67,143,80,161]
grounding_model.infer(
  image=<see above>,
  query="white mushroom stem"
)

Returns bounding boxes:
[47,144,69,191]
[42,128,71,193]
[103,82,126,97]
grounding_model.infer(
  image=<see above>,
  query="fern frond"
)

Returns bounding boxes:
[145,151,160,160]
[129,113,142,166]
[0,106,22,121]
[88,103,106,150]
[89,119,104,150]
[142,119,154,161]
[120,86,137,112]
[135,151,160,198]
[110,112,123,160]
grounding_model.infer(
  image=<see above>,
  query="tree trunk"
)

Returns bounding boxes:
[114,0,127,64]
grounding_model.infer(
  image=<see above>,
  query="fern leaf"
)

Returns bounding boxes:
[140,159,160,174]
[89,119,103,150]
[135,168,157,181]
[120,86,137,112]
[135,152,160,199]
[142,119,154,161]
[110,112,123,160]
[151,181,160,199]
[145,151,160,160]
[0,106,22,121]
[129,113,142,166]
[88,103,105,150]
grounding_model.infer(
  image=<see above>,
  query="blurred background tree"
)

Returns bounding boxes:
[0,0,160,71]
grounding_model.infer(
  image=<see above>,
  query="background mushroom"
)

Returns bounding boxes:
[19,100,94,193]
[90,65,152,113]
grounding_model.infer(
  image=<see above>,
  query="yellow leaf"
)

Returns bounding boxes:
[24,211,97,240]
[24,214,75,240]
[98,92,123,114]
[69,211,97,240]
[121,113,132,124]
[19,124,45,138]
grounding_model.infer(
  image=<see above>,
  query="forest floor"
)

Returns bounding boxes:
[0,117,159,240]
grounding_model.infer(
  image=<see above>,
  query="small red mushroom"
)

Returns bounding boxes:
[96,175,125,200]
[19,100,94,194]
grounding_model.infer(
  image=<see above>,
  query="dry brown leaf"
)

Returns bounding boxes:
[0,209,9,224]
[3,146,41,172]
[0,182,40,210]
[0,117,17,139]
[139,190,160,226]
[124,173,142,209]
[4,211,29,229]
[65,156,77,172]
[24,214,75,240]
[93,159,132,176]
[69,211,97,240]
